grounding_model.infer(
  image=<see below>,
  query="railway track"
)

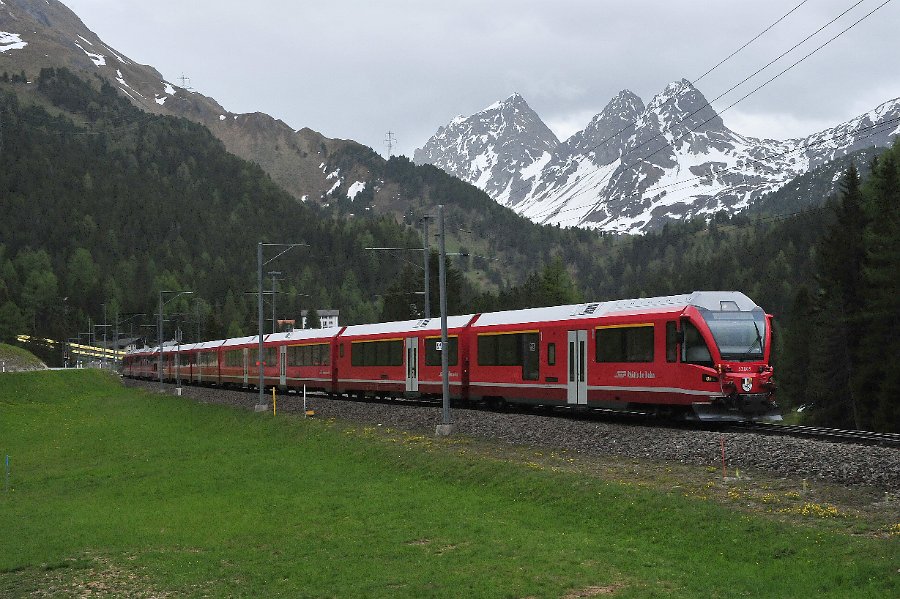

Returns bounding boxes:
[731,421,900,448]
[137,378,900,448]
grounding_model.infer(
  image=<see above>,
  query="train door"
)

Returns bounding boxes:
[405,337,419,393]
[242,348,249,386]
[279,345,287,388]
[567,330,588,405]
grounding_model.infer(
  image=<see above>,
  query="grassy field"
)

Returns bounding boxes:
[0,371,896,597]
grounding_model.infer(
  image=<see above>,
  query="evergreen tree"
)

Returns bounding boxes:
[0,301,26,341]
[779,286,813,410]
[810,164,868,428]
[305,308,321,329]
[857,141,900,431]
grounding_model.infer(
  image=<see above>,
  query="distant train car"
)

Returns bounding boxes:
[122,291,778,421]
[335,316,475,399]
[270,327,342,392]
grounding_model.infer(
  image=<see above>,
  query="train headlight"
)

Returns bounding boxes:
[702,374,719,383]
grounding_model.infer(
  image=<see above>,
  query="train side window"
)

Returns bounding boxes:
[596,325,654,363]
[339,344,344,359]
[682,321,713,367]
[666,321,678,363]
[547,343,556,366]
[425,337,458,366]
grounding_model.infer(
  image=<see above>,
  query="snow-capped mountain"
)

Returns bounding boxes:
[416,80,900,233]
[413,93,559,202]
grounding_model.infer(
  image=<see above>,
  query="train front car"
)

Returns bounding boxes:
[679,292,779,422]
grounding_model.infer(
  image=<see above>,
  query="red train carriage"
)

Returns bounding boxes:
[465,291,778,421]
[124,346,159,379]
[268,327,342,393]
[218,335,262,388]
[194,340,226,385]
[334,316,475,399]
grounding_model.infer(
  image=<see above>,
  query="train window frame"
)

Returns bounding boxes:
[288,343,331,367]
[681,320,713,367]
[595,324,655,363]
[351,339,403,367]
[425,336,458,366]
[476,331,540,380]
[547,342,556,366]
[666,321,679,363]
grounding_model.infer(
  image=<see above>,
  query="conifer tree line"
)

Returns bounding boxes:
[780,142,900,432]
[0,68,897,431]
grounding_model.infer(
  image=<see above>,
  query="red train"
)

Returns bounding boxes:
[122,291,780,421]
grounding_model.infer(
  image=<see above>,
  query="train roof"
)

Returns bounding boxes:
[266,327,343,344]
[472,291,758,328]
[341,315,476,337]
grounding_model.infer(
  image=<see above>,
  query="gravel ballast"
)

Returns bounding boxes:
[124,379,900,492]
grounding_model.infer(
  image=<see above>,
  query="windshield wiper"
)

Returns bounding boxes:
[743,321,763,357]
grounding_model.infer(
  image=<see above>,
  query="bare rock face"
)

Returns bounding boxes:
[416,79,900,233]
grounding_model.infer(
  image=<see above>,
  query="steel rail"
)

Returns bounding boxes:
[730,422,900,448]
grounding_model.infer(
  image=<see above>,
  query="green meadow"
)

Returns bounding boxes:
[0,370,896,597]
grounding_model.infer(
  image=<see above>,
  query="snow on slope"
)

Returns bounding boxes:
[0,30,26,52]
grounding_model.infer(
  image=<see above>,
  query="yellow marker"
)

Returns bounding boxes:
[272,387,276,415]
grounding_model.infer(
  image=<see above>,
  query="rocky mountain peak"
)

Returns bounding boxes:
[413,93,559,202]
[646,78,726,137]
[603,89,645,119]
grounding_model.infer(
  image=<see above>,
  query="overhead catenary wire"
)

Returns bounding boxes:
[525,0,895,226]
[495,0,834,211]
[691,0,812,85]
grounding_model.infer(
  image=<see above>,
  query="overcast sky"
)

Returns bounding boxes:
[62,0,900,157]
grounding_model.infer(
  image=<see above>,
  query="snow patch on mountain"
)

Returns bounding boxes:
[74,41,104,66]
[0,31,27,52]
[347,181,366,200]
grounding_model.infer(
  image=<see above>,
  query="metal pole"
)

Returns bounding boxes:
[423,217,430,320]
[270,271,282,334]
[102,303,107,370]
[158,292,164,383]
[114,309,119,371]
[257,242,266,409]
[439,204,451,429]
[176,327,181,394]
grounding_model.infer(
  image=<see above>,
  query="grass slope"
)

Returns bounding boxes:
[0,371,896,597]
[0,343,45,372]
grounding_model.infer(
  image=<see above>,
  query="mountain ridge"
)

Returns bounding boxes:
[415,80,900,233]
[0,0,360,203]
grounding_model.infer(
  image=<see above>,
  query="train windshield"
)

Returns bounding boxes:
[700,308,767,361]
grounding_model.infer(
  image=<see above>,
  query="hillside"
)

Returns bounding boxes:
[0,0,361,203]
[0,343,45,372]
[0,68,434,341]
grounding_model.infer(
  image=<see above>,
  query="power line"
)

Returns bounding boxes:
[525,0,895,226]
[692,0,812,85]
[501,0,825,209]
